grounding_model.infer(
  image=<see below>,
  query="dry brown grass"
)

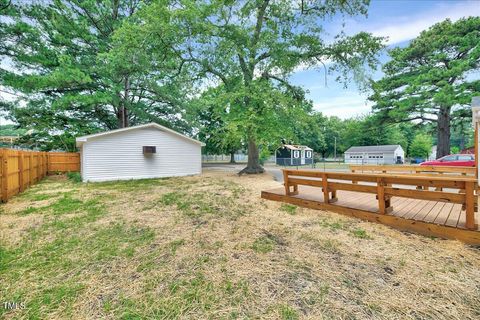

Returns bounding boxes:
[1,170,479,319]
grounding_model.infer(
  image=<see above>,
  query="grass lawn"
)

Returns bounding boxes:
[1,171,479,319]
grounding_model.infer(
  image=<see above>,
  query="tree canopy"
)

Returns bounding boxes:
[409,133,433,159]
[4,1,470,166]
[370,17,480,158]
[112,0,384,173]
[0,0,188,151]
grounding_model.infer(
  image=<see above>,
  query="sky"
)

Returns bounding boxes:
[290,0,480,119]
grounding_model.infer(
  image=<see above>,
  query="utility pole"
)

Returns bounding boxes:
[334,137,337,161]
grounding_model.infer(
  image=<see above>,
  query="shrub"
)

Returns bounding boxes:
[67,172,82,183]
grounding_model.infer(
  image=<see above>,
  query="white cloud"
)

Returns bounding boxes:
[370,1,480,45]
[313,95,373,119]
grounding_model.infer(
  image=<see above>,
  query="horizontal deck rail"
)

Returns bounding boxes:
[350,164,475,175]
[283,169,478,230]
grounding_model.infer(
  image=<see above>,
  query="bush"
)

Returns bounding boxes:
[67,171,82,183]
[259,148,271,165]
[409,133,432,158]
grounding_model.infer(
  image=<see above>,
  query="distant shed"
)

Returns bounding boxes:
[76,123,204,182]
[344,145,404,165]
[276,144,313,166]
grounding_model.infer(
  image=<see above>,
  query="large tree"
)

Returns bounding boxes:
[194,86,244,163]
[370,17,480,158]
[0,0,187,150]
[193,78,316,164]
[114,0,384,173]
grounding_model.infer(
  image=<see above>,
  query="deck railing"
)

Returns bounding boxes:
[349,164,476,176]
[282,169,478,230]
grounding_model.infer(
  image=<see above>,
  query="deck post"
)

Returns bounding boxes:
[415,169,424,190]
[435,172,443,191]
[465,181,476,230]
[351,169,358,184]
[322,173,329,203]
[283,170,290,196]
[475,122,478,179]
[330,189,338,203]
[376,178,392,214]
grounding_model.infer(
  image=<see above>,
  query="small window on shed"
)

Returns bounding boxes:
[293,150,300,158]
[143,146,156,154]
[306,150,312,158]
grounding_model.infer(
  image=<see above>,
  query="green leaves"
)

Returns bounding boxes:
[409,133,433,158]
[370,17,480,157]
[0,0,189,150]
[116,0,383,168]
[1,0,384,158]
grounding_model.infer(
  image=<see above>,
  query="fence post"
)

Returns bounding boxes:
[18,151,24,192]
[29,152,33,185]
[40,152,43,178]
[1,149,8,202]
[36,153,40,181]
[46,152,49,175]
[42,152,46,177]
[39,152,42,178]
[465,181,475,230]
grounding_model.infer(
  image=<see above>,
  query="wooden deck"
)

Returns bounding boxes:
[262,185,480,245]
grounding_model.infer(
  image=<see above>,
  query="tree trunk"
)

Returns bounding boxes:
[117,107,128,128]
[436,106,451,158]
[239,135,264,174]
[117,76,130,128]
[229,152,236,163]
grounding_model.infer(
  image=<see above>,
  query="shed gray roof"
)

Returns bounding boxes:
[345,145,402,153]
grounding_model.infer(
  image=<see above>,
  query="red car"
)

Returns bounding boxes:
[420,154,475,167]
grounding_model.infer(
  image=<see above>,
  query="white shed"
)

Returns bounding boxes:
[76,123,204,182]
[344,145,404,165]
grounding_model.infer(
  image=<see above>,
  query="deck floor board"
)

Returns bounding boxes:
[445,204,462,228]
[402,199,430,219]
[434,203,454,225]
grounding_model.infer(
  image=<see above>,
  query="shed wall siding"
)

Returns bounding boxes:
[82,127,201,182]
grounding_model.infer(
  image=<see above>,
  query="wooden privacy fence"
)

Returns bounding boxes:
[48,152,80,173]
[0,149,80,202]
[283,169,478,230]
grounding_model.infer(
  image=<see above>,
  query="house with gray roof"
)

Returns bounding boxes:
[275,144,313,166]
[344,145,404,165]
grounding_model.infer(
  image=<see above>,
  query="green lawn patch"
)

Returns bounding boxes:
[280,203,297,215]
[350,228,372,239]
